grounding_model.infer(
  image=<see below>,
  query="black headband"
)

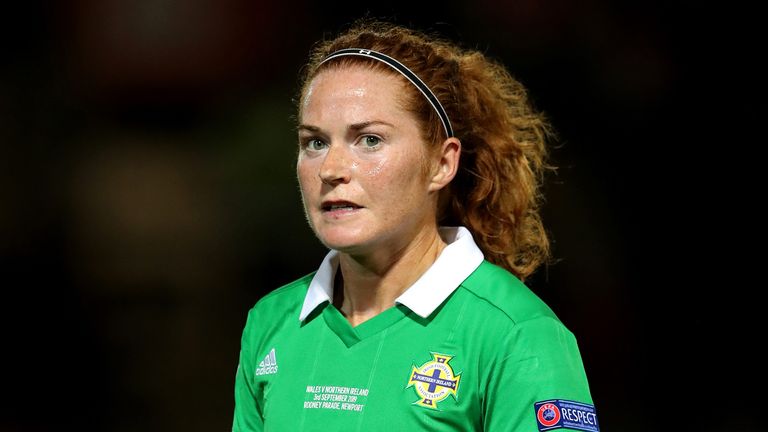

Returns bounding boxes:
[319,48,454,138]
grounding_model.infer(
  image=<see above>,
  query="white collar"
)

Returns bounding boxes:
[298,226,484,321]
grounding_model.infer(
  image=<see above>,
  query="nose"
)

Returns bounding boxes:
[319,144,352,185]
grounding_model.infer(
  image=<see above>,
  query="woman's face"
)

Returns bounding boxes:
[297,66,438,255]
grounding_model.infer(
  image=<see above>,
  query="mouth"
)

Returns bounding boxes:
[321,200,363,213]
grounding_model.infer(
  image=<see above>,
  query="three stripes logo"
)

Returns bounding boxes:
[255,348,278,376]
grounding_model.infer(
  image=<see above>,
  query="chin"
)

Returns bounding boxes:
[314,226,375,253]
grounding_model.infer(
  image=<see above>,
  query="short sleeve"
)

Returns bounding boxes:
[482,316,596,432]
[232,310,265,432]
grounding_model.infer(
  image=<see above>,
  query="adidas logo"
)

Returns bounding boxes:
[255,348,278,376]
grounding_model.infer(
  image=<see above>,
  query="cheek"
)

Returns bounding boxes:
[364,153,426,199]
[384,149,427,184]
[363,158,384,177]
[359,155,397,189]
[296,160,318,197]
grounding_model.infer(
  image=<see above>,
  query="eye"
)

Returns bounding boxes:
[361,135,381,148]
[305,138,327,151]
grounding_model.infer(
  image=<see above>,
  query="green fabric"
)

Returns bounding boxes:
[233,261,594,431]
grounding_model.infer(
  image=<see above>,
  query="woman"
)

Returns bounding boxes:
[233,21,598,432]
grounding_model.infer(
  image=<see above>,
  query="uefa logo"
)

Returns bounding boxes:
[537,403,561,427]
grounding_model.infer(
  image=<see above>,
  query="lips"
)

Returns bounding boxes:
[321,200,363,212]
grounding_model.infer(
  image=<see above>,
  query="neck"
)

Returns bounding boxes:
[335,225,446,327]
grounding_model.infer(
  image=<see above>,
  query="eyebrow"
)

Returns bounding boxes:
[297,120,395,133]
[349,120,395,130]
[297,124,320,132]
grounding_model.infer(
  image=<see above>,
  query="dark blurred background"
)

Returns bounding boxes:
[1,1,763,431]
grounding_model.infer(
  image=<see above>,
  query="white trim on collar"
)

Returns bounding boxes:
[298,250,339,321]
[298,226,484,321]
[395,227,484,317]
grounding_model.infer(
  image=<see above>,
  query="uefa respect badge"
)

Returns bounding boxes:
[534,399,599,431]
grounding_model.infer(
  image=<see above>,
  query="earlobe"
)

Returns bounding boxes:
[429,138,461,192]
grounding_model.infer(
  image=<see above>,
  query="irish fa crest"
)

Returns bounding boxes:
[406,352,461,409]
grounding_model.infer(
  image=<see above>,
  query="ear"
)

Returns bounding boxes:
[428,137,461,192]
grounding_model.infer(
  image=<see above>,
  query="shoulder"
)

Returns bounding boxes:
[248,273,314,319]
[458,260,560,326]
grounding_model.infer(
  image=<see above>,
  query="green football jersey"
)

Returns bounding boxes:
[233,227,597,431]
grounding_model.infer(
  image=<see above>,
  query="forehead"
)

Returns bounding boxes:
[301,66,410,122]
